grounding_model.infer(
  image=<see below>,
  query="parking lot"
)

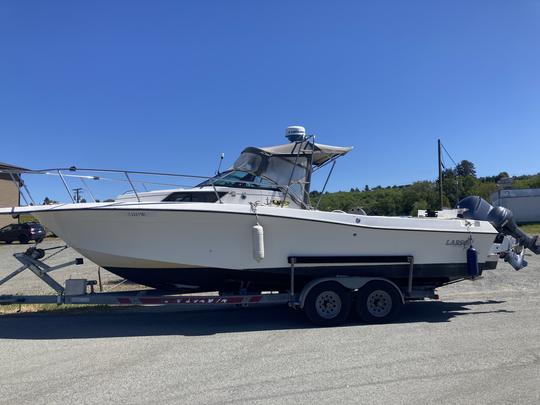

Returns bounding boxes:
[0,239,539,404]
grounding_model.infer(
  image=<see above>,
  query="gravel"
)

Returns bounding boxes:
[0,238,132,295]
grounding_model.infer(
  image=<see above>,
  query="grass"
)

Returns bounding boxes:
[521,223,540,235]
[18,214,38,224]
[0,303,106,315]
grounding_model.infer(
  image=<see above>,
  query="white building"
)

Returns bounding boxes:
[491,188,540,224]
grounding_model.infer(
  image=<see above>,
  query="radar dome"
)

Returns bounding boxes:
[285,126,306,143]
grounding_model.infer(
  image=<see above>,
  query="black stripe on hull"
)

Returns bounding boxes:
[106,262,494,293]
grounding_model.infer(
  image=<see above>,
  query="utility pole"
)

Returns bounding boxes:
[72,187,83,203]
[438,139,443,210]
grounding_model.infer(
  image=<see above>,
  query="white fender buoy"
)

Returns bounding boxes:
[252,223,265,262]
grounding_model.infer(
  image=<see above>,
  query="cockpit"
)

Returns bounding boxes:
[117,126,352,208]
[198,130,352,207]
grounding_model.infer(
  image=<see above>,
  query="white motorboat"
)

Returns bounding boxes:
[1,126,538,294]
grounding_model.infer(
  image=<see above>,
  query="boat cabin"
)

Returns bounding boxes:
[116,126,352,209]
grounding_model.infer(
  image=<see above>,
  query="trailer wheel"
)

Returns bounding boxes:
[356,281,402,324]
[304,282,352,326]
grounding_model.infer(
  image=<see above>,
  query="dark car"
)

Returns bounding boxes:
[0,222,46,244]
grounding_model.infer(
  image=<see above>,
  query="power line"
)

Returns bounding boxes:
[440,142,458,167]
[439,141,461,205]
[72,187,83,203]
[440,153,447,170]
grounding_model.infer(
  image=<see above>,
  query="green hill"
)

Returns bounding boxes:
[311,161,540,217]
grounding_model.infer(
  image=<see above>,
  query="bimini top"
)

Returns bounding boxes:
[242,141,353,167]
[228,140,352,205]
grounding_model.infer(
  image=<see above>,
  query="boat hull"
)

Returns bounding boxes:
[104,261,498,292]
[29,203,498,292]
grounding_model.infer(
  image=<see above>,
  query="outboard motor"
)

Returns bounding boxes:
[457,196,540,270]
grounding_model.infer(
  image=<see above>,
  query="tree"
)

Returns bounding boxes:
[471,181,497,200]
[495,171,509,182]
[43,197,58,205]
[456,160,476,178]
[410,199,428,217]
[314,164,537,216]
[441,169,460,207]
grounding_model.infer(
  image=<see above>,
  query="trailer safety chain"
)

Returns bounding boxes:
[41,245,69,261]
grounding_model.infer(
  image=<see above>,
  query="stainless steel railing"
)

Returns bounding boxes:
[0,166,308,208]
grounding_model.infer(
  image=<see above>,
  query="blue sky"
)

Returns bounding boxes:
[1,1,539,202]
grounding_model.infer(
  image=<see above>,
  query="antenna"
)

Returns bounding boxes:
[216,153,224,175]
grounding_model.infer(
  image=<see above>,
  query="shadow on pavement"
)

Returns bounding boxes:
[0,299,511,340]
[397,299,511,323]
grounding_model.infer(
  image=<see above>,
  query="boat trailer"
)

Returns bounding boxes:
[0,245,439,325]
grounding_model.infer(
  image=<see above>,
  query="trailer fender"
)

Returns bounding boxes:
[298,277,405,308]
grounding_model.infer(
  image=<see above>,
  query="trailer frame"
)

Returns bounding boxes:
[0,246,438,324]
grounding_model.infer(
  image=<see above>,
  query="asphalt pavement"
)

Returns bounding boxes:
[0,239,539,404]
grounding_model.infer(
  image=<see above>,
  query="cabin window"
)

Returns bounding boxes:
[162,192,227,203]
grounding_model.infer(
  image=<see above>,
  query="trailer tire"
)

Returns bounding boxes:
[304,281,352,327]
[356,281,402,324]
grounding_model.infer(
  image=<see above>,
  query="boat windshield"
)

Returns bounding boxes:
[235,151,309,196]
[199,150,310,200]
[198,170,279,190]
